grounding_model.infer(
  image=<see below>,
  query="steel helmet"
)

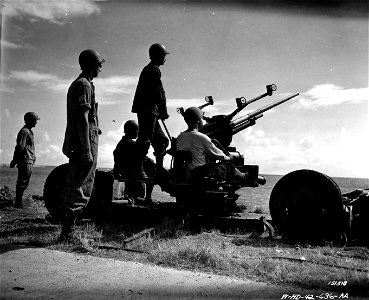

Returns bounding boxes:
[149,43,169,59]
[124,120,139,134]
[24,112,40,124]
[183,107,203,126]
[79,49,105,71]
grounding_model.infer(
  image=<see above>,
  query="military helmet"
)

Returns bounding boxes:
[149,43,169,59]
[124,120,139,134]
[79,49,105,71]
[183,107,203,126]
[24,112,40,124]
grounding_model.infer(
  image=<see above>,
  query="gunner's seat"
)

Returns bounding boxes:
[172,150,193,182]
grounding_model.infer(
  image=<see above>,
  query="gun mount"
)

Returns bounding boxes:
[42,84,367,246]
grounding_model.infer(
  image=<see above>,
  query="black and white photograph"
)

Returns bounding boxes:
[1,0,368,299]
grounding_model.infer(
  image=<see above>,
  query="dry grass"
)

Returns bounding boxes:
[1,187,368,297]
[147,232,369,296]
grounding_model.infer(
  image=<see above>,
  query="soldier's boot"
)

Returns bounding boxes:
[138,160,148,179]
[14,188,24,208]
[154,155,170,192]
[59,215,76,243]
[155,155,164,170]
[144,183,156,206]
[134,141,150,179]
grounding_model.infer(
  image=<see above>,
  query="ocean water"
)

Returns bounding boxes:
[1,166,368,215]
[236,174,368,215]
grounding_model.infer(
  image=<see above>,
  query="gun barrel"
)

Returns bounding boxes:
[232,92,299,128]
[232,114,263,134]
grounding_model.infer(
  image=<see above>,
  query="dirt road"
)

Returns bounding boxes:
[1,246,360,300]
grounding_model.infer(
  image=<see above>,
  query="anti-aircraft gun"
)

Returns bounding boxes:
[42,83,367,245]
[167,84,299,212]
[169,87,368,245]
[173,84,298,186]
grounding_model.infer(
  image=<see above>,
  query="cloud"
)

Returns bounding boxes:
[43,132,51,142]
[38,144,65,162]
[4,0,101,25]
[9,70,70,92]
[106,122,125,142]
[4,109,11,118]
[97,143,115,167]
[238,127,368,178]
[94,76,138,105]
[8,70,138,105]
[0,39,25,49]
[293,84,368,110]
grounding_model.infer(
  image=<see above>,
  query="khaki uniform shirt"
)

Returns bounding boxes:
[12,126,36,164]
[62,74,99,157]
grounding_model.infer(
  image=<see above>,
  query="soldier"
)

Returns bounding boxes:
[60,49,104,241]
[131,43,170,177]
[113,120,156,206]
[10,112,40,208]
[176,107,249,184]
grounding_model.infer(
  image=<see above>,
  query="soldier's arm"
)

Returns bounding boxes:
[202,136,230,161]
[11,130,28,166]
[151,68,168,119]
[78,109,92,163]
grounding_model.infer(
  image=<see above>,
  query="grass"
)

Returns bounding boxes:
[1,185,368,297]
[147,232,369,295]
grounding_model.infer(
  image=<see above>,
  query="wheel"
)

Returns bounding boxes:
[269,169,344,241]
[43,163,68,220]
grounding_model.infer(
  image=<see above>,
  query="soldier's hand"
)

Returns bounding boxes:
[10,160,16,168]
[160,113,169,120]
[223,155,231,161]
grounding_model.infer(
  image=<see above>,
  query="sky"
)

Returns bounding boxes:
[0,0,368,178]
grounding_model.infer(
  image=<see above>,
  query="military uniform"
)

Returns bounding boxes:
[176,130,246,183]
[132,61,169,159]
[113,136,156,200]
[62,74,99,219]
[11,126,36,205]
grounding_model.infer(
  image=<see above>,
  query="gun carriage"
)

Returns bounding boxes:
[43,84,368,245]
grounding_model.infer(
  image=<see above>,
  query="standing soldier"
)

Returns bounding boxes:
[60,49,104,241]
[10,112,40,208]
[132,43,170,177]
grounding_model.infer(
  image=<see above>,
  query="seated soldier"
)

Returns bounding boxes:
[175,107,249,185]
[113,120,156,205]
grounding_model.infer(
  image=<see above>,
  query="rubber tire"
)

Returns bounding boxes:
[269,169,344,242]
[43,163,68,220]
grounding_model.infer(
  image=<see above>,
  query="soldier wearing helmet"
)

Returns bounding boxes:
[131,43,170,178]
[60,49,104,241]
[176,107,249,184]
[113,120,156,206]
[10,112,40,208]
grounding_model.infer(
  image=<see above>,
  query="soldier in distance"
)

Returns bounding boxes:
[10,112,40,208]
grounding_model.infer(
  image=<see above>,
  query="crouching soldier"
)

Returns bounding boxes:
[60,49,104,241]
[113,120,156,206]
[10,112,40,208]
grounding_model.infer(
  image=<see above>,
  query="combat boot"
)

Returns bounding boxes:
[58,216,76,243]
[14,188,24,208]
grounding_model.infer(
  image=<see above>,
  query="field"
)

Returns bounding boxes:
[1,165,368,297]
[1,165,368,215]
